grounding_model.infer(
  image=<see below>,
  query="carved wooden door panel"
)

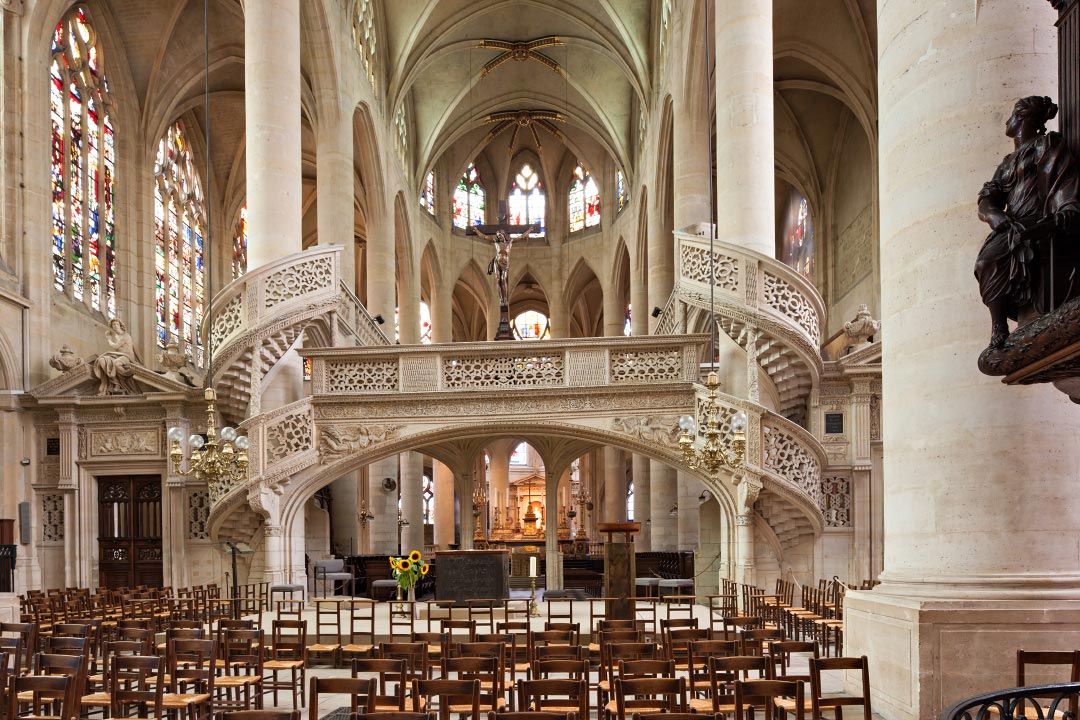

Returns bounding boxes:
[98,476,163,588]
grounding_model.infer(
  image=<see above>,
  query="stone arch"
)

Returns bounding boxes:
[452,259,490,341]
[611,237,632,332]
[509,266,551,319]
[564,258,604,338]
[419,239,440,305]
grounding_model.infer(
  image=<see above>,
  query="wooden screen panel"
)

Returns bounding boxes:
[98,476,163,589]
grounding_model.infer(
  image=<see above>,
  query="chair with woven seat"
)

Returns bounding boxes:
[411,632,446,664]
[352,657,410,712]
[528,630,577,668]
[412,678,481,720]
[517,678,588,719]
[596,642,658,717]
[164,637,216,720]
[262,620,306,710]
[341,599,377,663]
[468,600,497,636]
[531,659,590,682]
[109,653,165,720]
[686,640,739,713]
[379,642,430,687]
[612,676,686,720]
[2,622,39,675]
[354,713,435,720]
[223,712,301,720]
[9,674,75,720]
[458,642,512,705]
[809,656,873,720]
[308,676,376,720]
[487,712,573,720]
[442,656,507,715]
[307,601,343,667]
[735,679,804,720]
[742,628,785,657]
[216,628,264,713]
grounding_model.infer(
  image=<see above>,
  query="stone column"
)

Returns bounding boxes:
[632,455,651,550]
[367,458,398,554]
[674,77,711,229]
[316,99,355,289]
[850,379,874,582]
[244,0,302,268]
[459,470,476,551]
[545,469,563,590]
[676,471,700,550]
[432,461,455,549]
[734,512,755,588]
[487,440,513,532]
[399,453,424,554]
[602,447,626,523]
[714,0,774,257]
[649,462,677,551]
[844,4,1080,720]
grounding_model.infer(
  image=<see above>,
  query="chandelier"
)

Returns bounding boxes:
[168,389,249,503]
[677,371,747,475]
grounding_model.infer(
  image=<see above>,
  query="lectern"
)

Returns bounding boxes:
[597,522,640,620]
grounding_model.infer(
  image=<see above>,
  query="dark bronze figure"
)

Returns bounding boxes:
[975,95,1080,348]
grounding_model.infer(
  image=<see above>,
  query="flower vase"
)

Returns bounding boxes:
[407,586,418,617]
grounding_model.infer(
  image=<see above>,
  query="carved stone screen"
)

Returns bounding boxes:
[434,549,509,604]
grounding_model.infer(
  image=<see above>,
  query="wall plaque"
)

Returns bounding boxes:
[824,413,844,435]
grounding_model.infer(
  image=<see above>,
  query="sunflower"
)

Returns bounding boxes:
[421,563,430,576]
[398,559,411,572]
[389,556,396,567]
[409,550,422,563]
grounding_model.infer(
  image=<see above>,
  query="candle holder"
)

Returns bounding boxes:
[528,577,540,617]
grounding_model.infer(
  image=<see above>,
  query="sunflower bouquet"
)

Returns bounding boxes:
[389,549,429,592]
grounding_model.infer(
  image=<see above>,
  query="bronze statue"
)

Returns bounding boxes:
[975,95,1080,348]
[469,217,536,339]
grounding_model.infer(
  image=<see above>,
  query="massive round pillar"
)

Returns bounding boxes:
[714,0,774,257]
[244,0,302,268]
[845,2,1080,718]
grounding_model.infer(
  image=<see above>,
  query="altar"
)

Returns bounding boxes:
[434,549,510,604]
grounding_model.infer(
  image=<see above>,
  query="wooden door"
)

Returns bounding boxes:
[98,476,163,588]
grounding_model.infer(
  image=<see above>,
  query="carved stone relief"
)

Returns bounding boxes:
[90,430,159,457]
[42,494,64,542]
[610,416,681,446]
[318,424,402,463]
[187,490,210,540]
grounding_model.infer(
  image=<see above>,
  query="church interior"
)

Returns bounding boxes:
[0,1,1079,720]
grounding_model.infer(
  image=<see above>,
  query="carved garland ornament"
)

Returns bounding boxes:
[318,424,402,463]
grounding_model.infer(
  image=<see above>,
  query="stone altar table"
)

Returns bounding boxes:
[434,549,510,605]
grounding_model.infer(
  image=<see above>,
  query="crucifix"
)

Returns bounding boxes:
[467,208,539,340]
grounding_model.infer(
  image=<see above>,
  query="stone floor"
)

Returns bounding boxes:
[245,592,860,718]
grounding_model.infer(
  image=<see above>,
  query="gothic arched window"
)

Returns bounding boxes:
[568,162,600,232]
[420,171,435,215]
[50,6,117,316]
[512,310,550,341]
[351,0,377,90]
[452,163,485,229]
[154,121,206,364]
[232,204,247,279]
[780,189,815,281]
[508,163,544,237]
[422,474,434,524]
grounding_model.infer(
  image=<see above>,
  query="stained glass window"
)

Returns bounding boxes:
[452,162,485,229]
[420,171,435,215]
[232,204,247,279]
[568,162,600,232]
[154,121,206,365]
[511,310,550,341]
[420,301,432,343]
[623,304,632,336]
[303,357,312,381]
[626,478,634,521]
[511,442,529,465]
[422,474,434,523]
[780,189,815,281]
[508,163,544,238]
[616,170,629,213]
[351,0,377,91]
[50,6,117,317]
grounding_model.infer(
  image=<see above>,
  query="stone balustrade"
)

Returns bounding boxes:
[672,223,826,351]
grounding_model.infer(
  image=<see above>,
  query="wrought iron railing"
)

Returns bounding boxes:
[940,683,1080,720]
[0,545,15,592]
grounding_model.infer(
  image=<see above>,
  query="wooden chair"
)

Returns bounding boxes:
[263,620,307,710]
[308,676,376,720]
[352,657,409,712]
[467,600,497,635]
[354,713,434,720]
[443,620,478,654]
[379,642,430,685]
[597,642,658,716]
[809,656,873,720]
[411,632,446,663]
[164,637,216,720]
[741,628,785,657]
[531,659,590,682]
[109,653,165,720]
[8,674,74,720]
[721,616,762,641]
[1,622,39,673]
[442,656,507,714]
[528,630,576,668]
[686,640,739,713]
[517,678,589,718]
[341,599,377,662]
[32,653,87,716]
[216,628,265,713]
[612,677,686,720]
[458,642,512,704]
[389,602,416,642]
[735,679,804,720]
[308,600,343,667]
[412,678,481,720]
[487,712,572,720]
[223,711,301,720]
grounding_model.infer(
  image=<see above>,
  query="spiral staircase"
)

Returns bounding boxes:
[203,230,830,582]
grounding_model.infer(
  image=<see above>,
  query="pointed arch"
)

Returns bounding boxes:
[564,258,604,338]
[612,237,632,335]
[452,259,490,342]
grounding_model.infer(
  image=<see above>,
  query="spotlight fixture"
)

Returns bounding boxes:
[669,504,678,516]
[374,314,386,325]
[651,306,662,318]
